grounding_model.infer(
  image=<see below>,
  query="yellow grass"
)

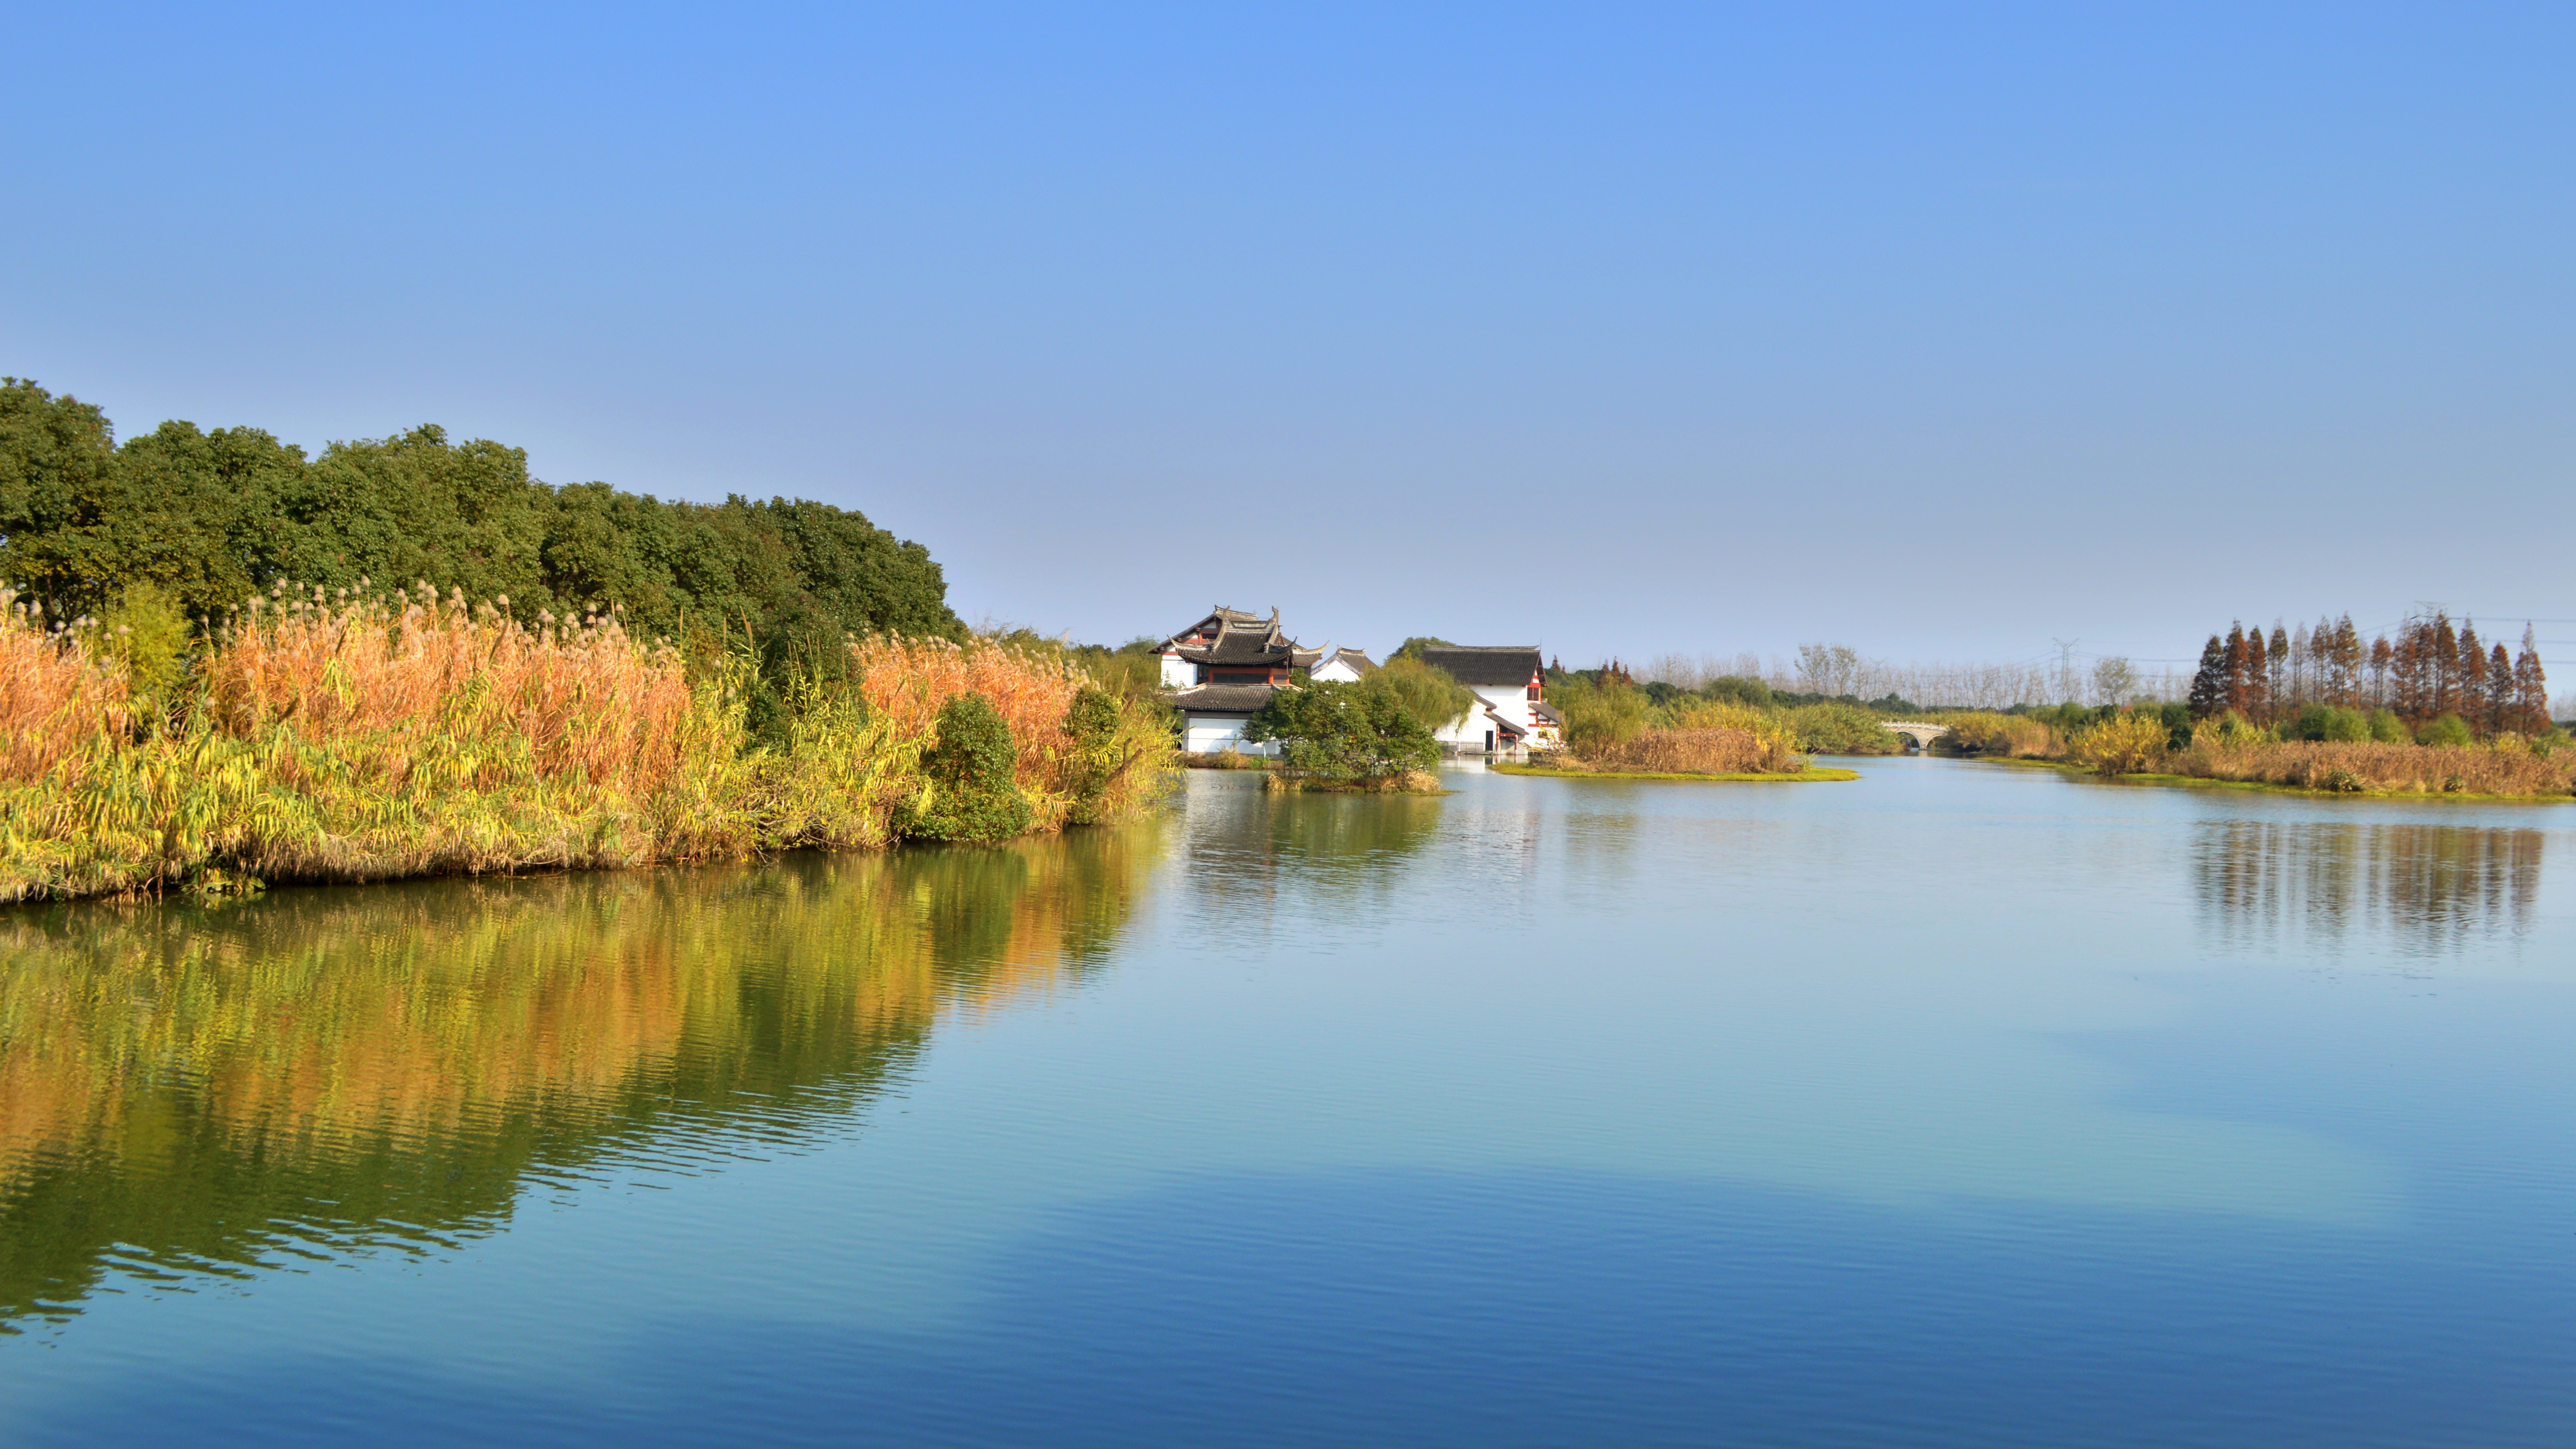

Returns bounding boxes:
[2159,736,2576,797]
[1570,701,1804,774]
[1938,711,2056,757]
[0,589,131,787]
[0,590,1176,903]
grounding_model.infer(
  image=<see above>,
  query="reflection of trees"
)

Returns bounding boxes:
[2191,820,2543,956]
[1172,777,1447,928]
[0,826,1155,1329]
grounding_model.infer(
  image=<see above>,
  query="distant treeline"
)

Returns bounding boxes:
[0,379,962,720]
[2188,613,2549,735]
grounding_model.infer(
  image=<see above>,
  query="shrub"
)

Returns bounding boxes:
[2368,708,2410,743]
[1783,701,1901,755]
[1702,675,1773,709]
[901,694,1034,841]
[2067,712,2168,776]
[2418,713,2474,748]
[1939,711,2053,758]
[1552,675,1651,752]
[1244,681,1439,785]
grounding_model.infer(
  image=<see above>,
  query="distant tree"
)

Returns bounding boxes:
[2188,636,2227,717]
[2090,656,2140,708]
[2430,613,2460,718]
[2458,621,2487,726]
[1703,674,1774,709]
[2485,642,2515,734]
[2513,626,2551,735]
[2328,614,2363,706]
[2245,627,2271,723]
[1390,636,1458,662]
[2223,624,2250,716]
[2267,624,2290,713]
[2367,634,2394,709]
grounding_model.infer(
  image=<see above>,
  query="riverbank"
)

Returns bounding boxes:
[1,586,1176,903]
[1493,762,1860,783]
[1967,753,2576,804]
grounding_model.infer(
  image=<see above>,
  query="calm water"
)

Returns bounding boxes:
[3,759,2572,1446]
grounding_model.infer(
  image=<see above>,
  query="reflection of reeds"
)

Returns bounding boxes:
[2192,819,2544,956]
[0,821,1157,1325]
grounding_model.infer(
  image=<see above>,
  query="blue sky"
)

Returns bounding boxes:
[8,3,2571,677]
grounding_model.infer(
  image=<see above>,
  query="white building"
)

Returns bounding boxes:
[1308,646,1376,684]
[1414,645,1563,754]
[1156,606,1320,755]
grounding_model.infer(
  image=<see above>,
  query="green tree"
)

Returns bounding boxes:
[1702,674,1773,708]
[1371,655,1477,733]
[1243,681,1438,783]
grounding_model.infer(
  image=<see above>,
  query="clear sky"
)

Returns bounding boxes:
[8,3,2570,678]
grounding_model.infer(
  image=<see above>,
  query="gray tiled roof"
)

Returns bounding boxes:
[1164,683,1286,713]
[1418,646,1542,687]
[1164,605,1305,667]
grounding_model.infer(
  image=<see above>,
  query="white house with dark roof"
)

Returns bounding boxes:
[1413,645,1561,754]
[1157,606,1321,754]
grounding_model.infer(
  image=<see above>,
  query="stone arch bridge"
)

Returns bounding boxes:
[1881,721,1949,752]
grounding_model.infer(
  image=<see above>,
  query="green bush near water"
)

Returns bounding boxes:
[1243,681,1440,785]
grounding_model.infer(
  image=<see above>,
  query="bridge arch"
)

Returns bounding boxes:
[1881,721,1949,753]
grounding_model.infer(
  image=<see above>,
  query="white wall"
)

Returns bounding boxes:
[1311,656,1366,683]
[1430,676,1562,751]
[1160,649,1197,688]
[1181,714,1276,755]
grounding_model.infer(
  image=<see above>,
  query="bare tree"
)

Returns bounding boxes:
[2090,656,2139,708]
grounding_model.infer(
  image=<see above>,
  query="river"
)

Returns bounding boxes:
[2,759,2571,1446]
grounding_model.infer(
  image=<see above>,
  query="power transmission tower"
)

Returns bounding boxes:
[2052,638,2080,704]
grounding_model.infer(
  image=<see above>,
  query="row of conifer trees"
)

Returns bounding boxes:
[2186,613,2549,735]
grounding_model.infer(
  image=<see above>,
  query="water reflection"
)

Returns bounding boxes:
[1172,776,1448,925]
[2192,819,2544,957]
[0,829,1157,1329]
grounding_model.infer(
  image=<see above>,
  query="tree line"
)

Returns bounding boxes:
[2187,613,2550,735]
[0,379,963,726]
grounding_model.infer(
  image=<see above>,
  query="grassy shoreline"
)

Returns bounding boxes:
[1958,753,2576,804]
[1491,762,1860,783]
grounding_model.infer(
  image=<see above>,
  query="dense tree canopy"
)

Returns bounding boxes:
[0,379,963,673]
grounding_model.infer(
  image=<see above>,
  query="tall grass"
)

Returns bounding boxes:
[2159,735,2575,797]
[0,587,1176,904]
[1565,700,1805,774]
[1938,712,2056,758]
[0,588,130,785]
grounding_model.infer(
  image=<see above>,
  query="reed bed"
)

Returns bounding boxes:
[2158,736,2576,797]
[1937,711,2056,758]
[1567,702,1805,775]
[0,589,1175,904]
[0,589,131,785]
